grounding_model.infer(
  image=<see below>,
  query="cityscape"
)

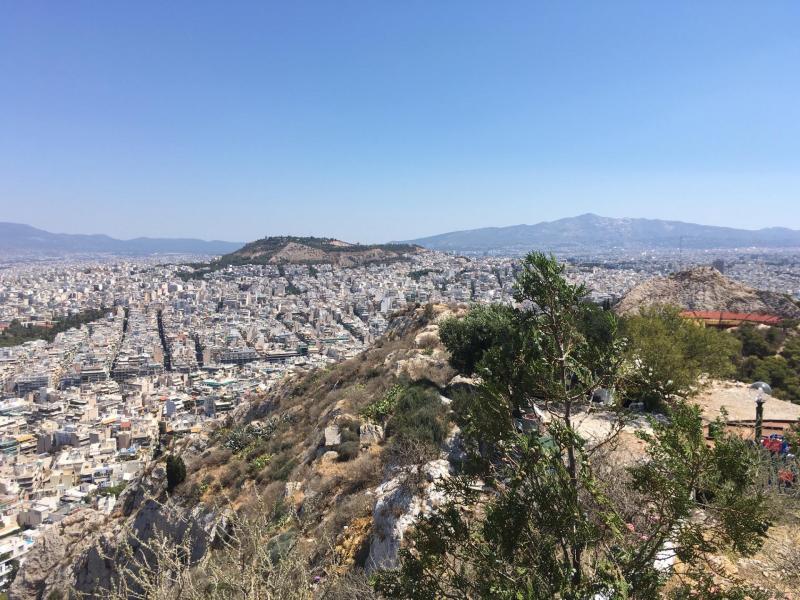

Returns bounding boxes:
[2,241,800,586]
[3,2,800,598]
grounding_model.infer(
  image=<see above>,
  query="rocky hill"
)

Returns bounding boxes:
[12,305,462,599]
[219,236,422,267]
[615,266,800,319]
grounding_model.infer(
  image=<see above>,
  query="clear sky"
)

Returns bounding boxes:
[1,1,799,243]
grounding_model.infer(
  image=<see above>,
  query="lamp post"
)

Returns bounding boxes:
[749,381,772,442]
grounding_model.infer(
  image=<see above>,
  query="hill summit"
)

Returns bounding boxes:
[219,236,422,267]
[615,266,800,319]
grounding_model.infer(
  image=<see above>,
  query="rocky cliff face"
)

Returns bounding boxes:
[11,438,221,600]
[615,266,800,318]
[9,509,108,599]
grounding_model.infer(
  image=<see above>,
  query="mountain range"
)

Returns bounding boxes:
[0,222,242,256]
[404,214,800,253]
[6,215,800,258]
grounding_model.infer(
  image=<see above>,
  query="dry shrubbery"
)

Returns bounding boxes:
[75,498,377,600]
[116,306,456,597]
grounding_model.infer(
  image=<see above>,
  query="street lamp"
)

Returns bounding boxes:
[749,381,772,442]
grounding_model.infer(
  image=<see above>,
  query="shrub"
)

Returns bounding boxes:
[360,384,403,423]
[249,453,272,474]
[339,453,382,494]
[99,482,127,497]
[267,452,297,481]
[337,441,360,462]
[166,455,186,492]
[340,428,359,444]
[219,461,245,488]
[221,420,277,454]
[384,385,448,453]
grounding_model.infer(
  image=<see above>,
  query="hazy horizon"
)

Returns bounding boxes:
[6,211,800,246]
[2,2,799,243]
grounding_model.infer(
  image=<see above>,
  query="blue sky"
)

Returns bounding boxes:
[1,1,799,243]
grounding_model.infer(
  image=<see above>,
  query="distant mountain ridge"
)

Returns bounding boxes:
[218,236,422,267]
[0,222,242,256]
[404,214,800,253]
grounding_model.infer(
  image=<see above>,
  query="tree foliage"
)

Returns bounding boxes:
[622,305,741,410]
[376,252,772,599]
[733,326,800,403]
[0,307,110,347]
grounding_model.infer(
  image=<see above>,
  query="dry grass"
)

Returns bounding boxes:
[141,305,454,592]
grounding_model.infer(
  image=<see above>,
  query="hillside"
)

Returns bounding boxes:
[12,305,460,599]
[405,213,800,253]
[615,266,800,319]
[0,222,241,256]
[11,301,800,599]
[218,236,422,267]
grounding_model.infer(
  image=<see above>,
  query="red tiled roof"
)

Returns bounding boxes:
[680,311,781,325]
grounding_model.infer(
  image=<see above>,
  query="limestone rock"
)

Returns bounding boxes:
[320,450,340,463]
[10,509,107,600]
[359,423,384,446]
[324,424,341,446]
[366,459,451,573]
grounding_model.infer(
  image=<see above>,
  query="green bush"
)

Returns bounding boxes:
[360,384,403,423]
[733,327,800,403]
[385,385,447,448]
[249,453,273,474]
[99,482,127,497]
[732,323,785,358]
[622,305,742,408]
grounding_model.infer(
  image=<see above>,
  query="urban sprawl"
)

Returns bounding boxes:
[1,248,799,586]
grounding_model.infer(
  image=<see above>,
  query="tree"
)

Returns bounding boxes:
[375,253,772,599]
[166,455,186,493]
[438,304,517,376]
[732,324,781,359]
[622,305,741,410]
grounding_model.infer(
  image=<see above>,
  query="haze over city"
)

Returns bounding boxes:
[2,1,800,242]
[2,4,800,599]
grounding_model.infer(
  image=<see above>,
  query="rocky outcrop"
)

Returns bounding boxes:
[12,304,458,596]
[359,423,384,446]
[13,442,222,600]
[615,266,800,319]
[9,509,107,600]
[324,424,341,446]
[366,459,451,572]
